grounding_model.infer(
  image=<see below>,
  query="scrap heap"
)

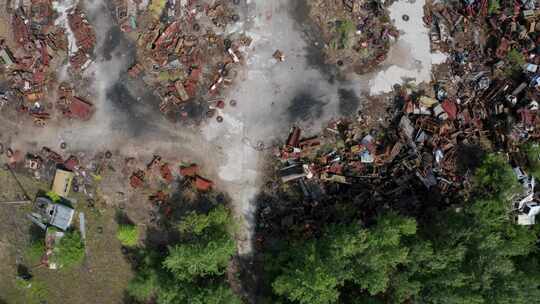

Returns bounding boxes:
[307,0,398,73]
[120,0,250,120]
[67,8,96,71]
[0,1,97,126]
[262,70,540,238]
[256,0,540,239]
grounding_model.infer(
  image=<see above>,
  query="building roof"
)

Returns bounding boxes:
[52,168,74,198]
[35,197,74,231]
[48,203,75,231]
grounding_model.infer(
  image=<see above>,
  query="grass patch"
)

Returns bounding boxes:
[336,20,355,49]
[15,278,48,304]
[24,241,45,265]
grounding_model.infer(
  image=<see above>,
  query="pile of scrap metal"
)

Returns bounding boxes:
[57,82,94,121]
[272,73,540,220]
[307,0,398,73]
[128,155,214,192]
[119,0,249,121]
[67,8,96,70]
[0,1,97,126]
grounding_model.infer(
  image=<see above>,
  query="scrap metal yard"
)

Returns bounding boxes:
[1,0,540,303]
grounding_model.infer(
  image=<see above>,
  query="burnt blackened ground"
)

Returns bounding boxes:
[287,91,328,122]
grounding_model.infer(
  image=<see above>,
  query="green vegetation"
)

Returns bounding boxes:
[117,224,140,247]
[24,241,45,265]
[127,204,240,304]
[488,0,500,14]
[336,20,355,49]
[45,191,61,203]
[15,278,48,304]
[264,153,540,303]
[524,143,540,178]
[473,153,519,199]
[505,49,526,78]
[271,214,416,304]
[53,230,85,269]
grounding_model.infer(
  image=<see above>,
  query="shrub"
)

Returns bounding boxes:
[54,230,85,269]
[117,224,140,247]
[45,191,61,203]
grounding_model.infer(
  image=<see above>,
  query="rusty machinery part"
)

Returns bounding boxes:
[216,116,224,123]
[105,151,112,159]
[60,142,67,150]
[229,99,237,107]
[34,118,46,127]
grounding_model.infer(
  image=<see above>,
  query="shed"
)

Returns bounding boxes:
[52,168,74,198]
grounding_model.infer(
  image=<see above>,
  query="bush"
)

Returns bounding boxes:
[117,224,140,247]
[54,230,85,269]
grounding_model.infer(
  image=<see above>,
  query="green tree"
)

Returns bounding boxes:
[408,154,540,303]
[127,204,240,304]
[266,153,540,304]
[271,213,418,304]
[473,153,519,199]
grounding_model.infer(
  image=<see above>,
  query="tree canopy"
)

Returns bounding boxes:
[127,204,240,304]
[266,153,540,304]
